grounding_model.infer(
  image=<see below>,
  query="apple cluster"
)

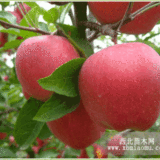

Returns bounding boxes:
[15,2,160,152]
[88,2,160,34]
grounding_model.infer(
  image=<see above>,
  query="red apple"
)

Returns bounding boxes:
[88,2,160,34]
[47,100,106,149]
[14,3,31,19]
[16,35,80,102]
[22,88,30,100]
[9,135,18,147]
[0,32,7,48]
[32,145,41,154]
[3,75,9,81]
[43,147,57,151]
[57,155,62,158]
[79,42,160,131]
[88,2,130,24]
[77,149,89,158]
[36,137,44,148]
[107,135,125,157]
[9,135,15,143]
[93,144,108,158]
[0,132,7,140]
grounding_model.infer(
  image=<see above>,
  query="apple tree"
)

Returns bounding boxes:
[1,1,160,158]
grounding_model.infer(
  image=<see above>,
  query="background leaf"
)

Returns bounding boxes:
[14,98,44,150]
[33,93,80,122]
[56,23,94,58]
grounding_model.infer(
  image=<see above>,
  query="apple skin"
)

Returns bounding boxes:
[32,145,41,154]
[120,3,160,34]
[14,3,31,19]
[88,2,160,34]
[77,149,89,158]
[79,42,160,131]
[93,144,108,158]
[3,75,9,81]
[0,132,7,140]
[107,135,125,157]
[0,32,7,48]
[22,88,30,100]
[88,2,130,24]
[47,100,106,149]
[16,35,80,102]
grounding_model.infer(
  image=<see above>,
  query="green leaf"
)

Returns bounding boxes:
[14,98,44,150]
[33,93,80,122]
[0,2,10,8]
[0,39,24,52]
[0,28,21,36]
[0,93,5,102]
[19,29,38,39]
[56,23,93,58]
[43,8,59,23]
[48,24,57,32]
[37,149,59,158]
[0,11,17,25]
[37,123,52,140]
[38,22,49,32]
[58,3,73,23]
[19,6,41,28]
[0,147,17,158]
[38,58,85,97]
[0,125,13,133]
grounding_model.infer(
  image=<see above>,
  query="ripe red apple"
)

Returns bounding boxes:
[9,135,18,147]
[57,155,62,158]
[16,35,80,102]
[22,88,30,100]
[0,132,7,140]
[32,145,41,154]
[88,2,160,34]
[36,137,44,148]
[9,135,15,143]
[3,75,9,81]
[47,100,106,149]
[93,144,108,158]
[14,3,31,19]
[0,32,7,48]
[79,42,160,131]
[36,137,49,148]
[77,149,89,158]
[107,135,125,157]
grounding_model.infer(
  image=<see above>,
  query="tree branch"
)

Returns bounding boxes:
[87,30,100,42]
[80,2,160,42]
[48,2,69,6]
[0,20,51,35]
[73,2,87,39]
[117,2,134,32]
[112,1,160,30]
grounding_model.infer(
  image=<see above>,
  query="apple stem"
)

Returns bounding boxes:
[116,2,134,32]
[130,2,160,20]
